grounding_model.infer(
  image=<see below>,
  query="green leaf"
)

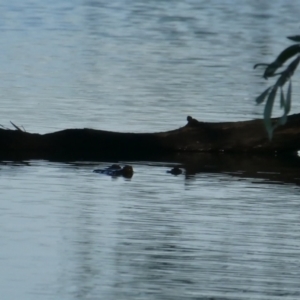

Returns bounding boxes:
[276,44,300,65]
[262,61,281,79]
[285,80,292,115]
[287,35,300,42]
[278,87,287,125]
[275,55,300,87]
[278,81,292,126]
[279,114,287,126]
[264,86,278,140]
[288,55,300,73]
[261,45,300,79]
[280,87,285,108]
[255,86,272,104]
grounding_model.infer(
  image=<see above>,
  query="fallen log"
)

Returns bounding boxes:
[1,114,300,160]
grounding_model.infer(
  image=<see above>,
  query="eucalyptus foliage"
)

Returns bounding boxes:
[254,35,300,139]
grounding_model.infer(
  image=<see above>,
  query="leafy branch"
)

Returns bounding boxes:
[254,35,300,140]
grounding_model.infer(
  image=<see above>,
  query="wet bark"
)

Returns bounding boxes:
[1,114,300,160]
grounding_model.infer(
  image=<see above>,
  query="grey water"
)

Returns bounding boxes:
[1,1,300,299]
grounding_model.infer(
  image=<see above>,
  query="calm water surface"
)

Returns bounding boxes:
[1,1,300,299]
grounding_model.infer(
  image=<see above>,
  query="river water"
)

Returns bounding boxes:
[1,1,300,299]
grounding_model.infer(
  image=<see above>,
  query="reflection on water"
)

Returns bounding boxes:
[1,156,300,300]
[1,0,300,299]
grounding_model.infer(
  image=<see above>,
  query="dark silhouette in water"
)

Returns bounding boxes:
[94,164,134,178]
[167,166,183,175]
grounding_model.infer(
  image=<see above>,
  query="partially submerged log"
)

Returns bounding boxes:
[1,114,300,160]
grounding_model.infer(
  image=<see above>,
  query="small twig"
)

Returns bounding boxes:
[0,124,10,130]
[10,121,23,132]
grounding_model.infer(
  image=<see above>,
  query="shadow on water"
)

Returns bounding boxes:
[3,152,295,185]
[169,153,300,185]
